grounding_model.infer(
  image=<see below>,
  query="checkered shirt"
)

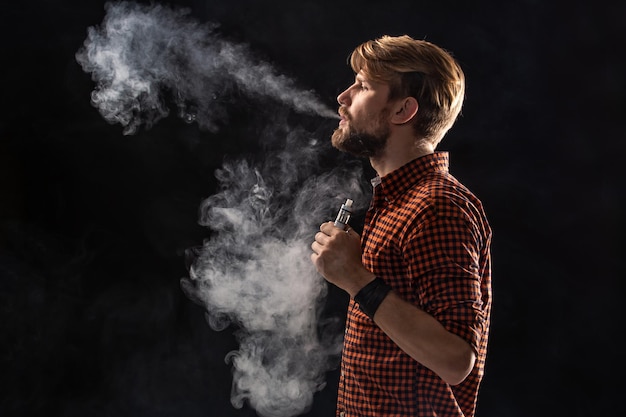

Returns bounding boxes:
[336,152,492,417]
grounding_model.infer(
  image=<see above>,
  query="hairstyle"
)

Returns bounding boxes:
[349,35,465,146]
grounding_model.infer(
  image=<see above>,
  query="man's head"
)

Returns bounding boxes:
[333,35,465,155]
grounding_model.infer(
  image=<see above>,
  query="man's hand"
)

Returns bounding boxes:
[311,224,476,385]
[310,221,375,297]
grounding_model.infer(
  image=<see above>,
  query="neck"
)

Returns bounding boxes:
[370,140,434,177]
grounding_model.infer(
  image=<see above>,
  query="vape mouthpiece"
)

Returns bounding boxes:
[334,198,353,229]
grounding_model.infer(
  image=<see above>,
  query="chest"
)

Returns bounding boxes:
[361,201,426,298]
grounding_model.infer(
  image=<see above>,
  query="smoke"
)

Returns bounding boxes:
[76,2,371,416]
[181,121,370,416]
[75,1,338,135]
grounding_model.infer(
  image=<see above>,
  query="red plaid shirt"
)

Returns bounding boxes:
[337,152,492,417]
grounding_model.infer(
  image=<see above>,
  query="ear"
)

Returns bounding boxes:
[390,97,418,125]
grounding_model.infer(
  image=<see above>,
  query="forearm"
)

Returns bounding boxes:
[311,221,478,385]
[370,290,476,386]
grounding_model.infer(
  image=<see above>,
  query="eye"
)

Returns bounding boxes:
[359,83,368,91]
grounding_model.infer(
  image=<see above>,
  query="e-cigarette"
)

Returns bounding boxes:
[334,198,353,230]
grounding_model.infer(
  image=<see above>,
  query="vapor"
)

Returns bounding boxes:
[181,119,370,416]
[75,1,337,135]
[76,2,372,416]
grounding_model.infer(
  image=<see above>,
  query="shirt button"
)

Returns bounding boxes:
[339,412,345,417]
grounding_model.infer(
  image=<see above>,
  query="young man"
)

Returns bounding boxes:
[311,35,492,417]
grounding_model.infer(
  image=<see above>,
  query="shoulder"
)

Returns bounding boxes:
[428,173,479,214]
[403,171,491,239]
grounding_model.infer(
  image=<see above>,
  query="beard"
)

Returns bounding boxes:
[331,108,390,158]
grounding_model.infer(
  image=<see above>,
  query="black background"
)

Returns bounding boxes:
[1,0,624,416]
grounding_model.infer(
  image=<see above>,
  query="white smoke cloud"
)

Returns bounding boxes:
[75,1,337,135]
[181,123,370,416]
[76,2,372,416]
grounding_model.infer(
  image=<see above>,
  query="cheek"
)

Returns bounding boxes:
[349,104,368,123]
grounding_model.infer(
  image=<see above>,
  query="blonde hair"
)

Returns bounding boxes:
[349,35,465,146]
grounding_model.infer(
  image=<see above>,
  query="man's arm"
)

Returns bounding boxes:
[370,289,476,385]
[311,221,475,386]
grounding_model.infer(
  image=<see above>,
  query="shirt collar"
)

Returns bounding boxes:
[371,151,450,204]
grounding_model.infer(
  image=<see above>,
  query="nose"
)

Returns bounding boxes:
[337,86,351,106]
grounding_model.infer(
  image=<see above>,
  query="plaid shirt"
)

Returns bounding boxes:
[337,152,492,417]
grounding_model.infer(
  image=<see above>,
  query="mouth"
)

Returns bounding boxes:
[338,109,349,125]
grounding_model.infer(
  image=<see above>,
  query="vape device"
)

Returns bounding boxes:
[334,198,353,229]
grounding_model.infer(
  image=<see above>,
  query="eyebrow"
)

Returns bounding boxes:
[355,74,369,84]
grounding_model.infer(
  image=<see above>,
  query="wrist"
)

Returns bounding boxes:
[353,277,392,320]
[347,271,377,299]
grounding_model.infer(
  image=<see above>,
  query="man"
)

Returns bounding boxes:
[310,35,492,417]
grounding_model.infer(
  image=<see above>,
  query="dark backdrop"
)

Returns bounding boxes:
[1,0,624,416]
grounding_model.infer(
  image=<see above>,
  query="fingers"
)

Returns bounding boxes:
[311,222,360,281]
[320,221,350,235]
[313,231,329,245]
[310,239,322,255]
[319,222,360,242]
[311,227,339,262]
[311,231,334,258]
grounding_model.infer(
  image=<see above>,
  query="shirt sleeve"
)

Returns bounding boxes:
[402,196,488,353]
